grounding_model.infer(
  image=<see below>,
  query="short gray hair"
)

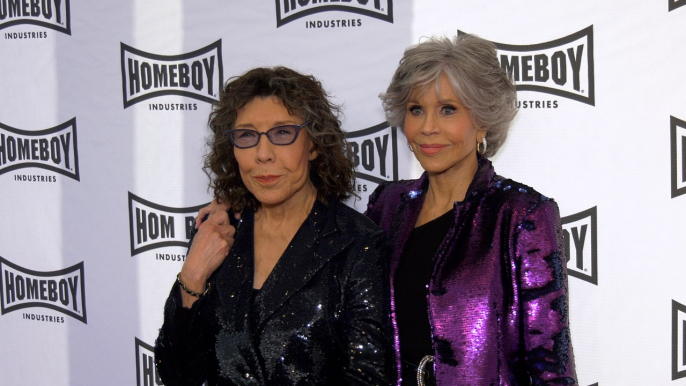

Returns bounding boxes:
[380,34,517,157]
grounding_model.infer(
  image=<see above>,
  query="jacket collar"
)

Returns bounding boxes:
[389,157,496,282]
[255,199,351,328]
[400,156,496,202]
[215,198,353,330]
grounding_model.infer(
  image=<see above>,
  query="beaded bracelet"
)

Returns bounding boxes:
[176,273,211,298]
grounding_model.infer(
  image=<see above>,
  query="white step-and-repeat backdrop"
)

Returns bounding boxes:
[1,1,685,385]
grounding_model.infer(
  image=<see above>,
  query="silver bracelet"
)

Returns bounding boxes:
[176,273,211,298]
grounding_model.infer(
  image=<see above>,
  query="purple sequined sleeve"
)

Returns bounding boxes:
[515,199,576,384]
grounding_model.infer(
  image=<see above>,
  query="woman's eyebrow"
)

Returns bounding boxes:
[234,120,297,129]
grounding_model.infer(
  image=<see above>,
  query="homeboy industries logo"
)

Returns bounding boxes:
[128,192,208,257]
[460,26,595,106]
[0,118,79,181]
[673,300,686,380]
[669,0,686,11]
[276,0,393,27]
[670,116,686,198]
[345,122,399,194]
[120,40,223,109]
[561,206,597,285]
[135,338,164,386]
[0,0,70,36]
[135,338,208,386]
[0,256,86,323]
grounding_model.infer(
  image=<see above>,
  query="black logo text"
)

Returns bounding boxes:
[120,40,223,108]
[0,256,86,323]
[128,192,208,256]
[561,206,597,285]
[669,0,686,11]
[461,26,595,105]
[673,300,686,380]
[135,338,164,386]
[345,122,398,186]
[671,116,686,198]
[276,0,392,27]
[0,0,70,34]
[0,118,79,180]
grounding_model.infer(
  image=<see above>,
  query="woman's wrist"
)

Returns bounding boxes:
[177,270,208,295]
[177,272,210,298]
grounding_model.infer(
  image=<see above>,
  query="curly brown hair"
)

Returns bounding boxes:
[205,66,355,211]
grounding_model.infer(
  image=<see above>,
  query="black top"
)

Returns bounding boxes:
[250,288,261,335]
[394,209,453,385]
[155,199,395,386]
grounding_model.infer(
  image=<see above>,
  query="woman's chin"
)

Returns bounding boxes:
[252,193,285,207]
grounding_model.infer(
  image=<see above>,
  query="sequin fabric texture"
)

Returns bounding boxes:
[155,199,395,385]
[365,158,577,385]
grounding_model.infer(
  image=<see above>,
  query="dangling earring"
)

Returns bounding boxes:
[407,143,414,153]
[477,137,488,155]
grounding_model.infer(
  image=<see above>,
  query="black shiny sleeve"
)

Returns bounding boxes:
[363,182,389,225]
[339,229,395,385]
[154,282,213,386]
[154,227,214,386]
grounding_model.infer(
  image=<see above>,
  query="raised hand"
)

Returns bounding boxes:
[194,198,237,229]
[179,209,236,307]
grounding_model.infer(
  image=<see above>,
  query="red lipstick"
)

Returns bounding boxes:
[419,144,447,155]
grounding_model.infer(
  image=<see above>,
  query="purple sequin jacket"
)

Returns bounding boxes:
[365,158,577,385]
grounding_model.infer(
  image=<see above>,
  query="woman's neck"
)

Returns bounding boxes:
[255,182,318,229]
[417,157,479,226]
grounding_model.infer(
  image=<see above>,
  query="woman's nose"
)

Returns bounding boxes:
[420,113,439,135]
[254,135,275,162]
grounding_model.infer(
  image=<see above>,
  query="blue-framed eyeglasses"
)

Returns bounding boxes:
[225,121,310,149]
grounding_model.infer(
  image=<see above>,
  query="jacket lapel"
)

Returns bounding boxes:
[212,209,267,385]
[215,210,254,332]
[388,176,427,285]
[429,157,496,293]
[255,200,352,330]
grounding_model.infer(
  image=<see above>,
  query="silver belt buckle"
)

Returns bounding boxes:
[417,355,434,386]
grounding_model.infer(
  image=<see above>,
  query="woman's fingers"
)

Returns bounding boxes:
[183,221,235,285]
[195,199,234,228]
[195,204,213,228]
[208,209,229,226]
[222,223,237,240]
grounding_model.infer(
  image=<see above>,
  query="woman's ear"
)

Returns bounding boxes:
[477,128,488,143]
[309,144,319,161]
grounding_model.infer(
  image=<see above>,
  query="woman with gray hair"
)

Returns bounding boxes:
[196,35,577,385]
[365,34,577,385]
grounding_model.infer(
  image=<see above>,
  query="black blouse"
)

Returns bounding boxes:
[394,209,453,385]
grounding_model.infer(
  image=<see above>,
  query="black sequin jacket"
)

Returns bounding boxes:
[155,199,395,386]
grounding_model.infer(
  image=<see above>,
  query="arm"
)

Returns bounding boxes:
[515,199,577,385]
[155,210,234,384]
[339,230,395,385]
[181,209,235,308]
[154,283,214,386]
[363,182,389,226]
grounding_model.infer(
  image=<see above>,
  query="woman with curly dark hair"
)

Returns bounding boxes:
[155,67,394,386]
[197,35,577,386]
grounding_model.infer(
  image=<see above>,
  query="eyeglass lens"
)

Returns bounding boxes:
[231,125,298,148]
